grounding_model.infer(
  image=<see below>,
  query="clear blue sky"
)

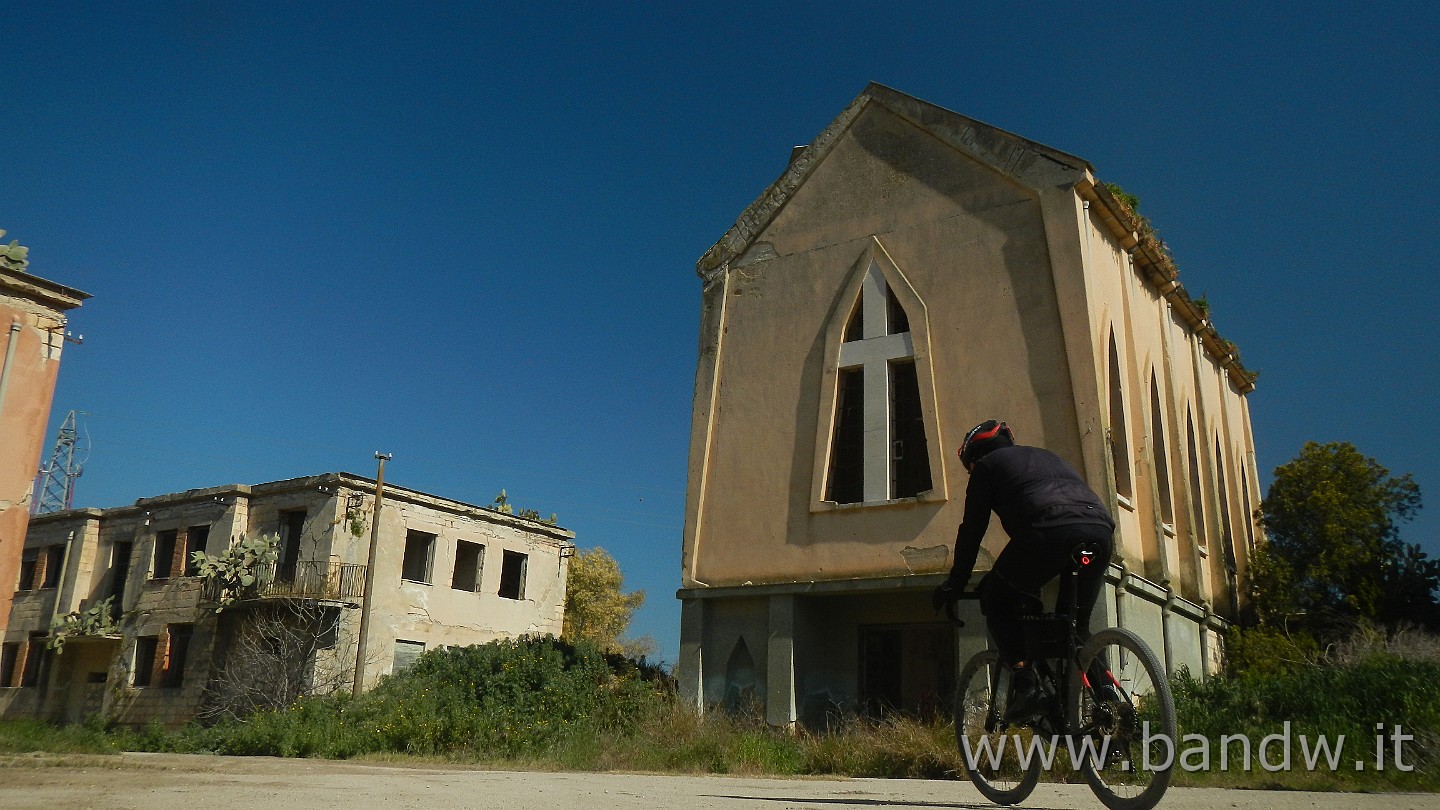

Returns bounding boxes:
[6,3,1438,664]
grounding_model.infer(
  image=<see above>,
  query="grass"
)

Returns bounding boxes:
[1,630,1435,792]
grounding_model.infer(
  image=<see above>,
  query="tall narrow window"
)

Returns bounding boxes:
[20,633,48,687]
[278,510,306,581]
[1107,333,1133,499]
[0,643,17,687]
[108,541,132,620]
[133,636,159,687]
[162,624,193,688]
[40,545,64,589]
[184,526,210,577]
[152,530,178,580]
[825,258,932,503]
[498,550,527,600]
[827,368,865,503]
[889,360,932,498]
[17,548,38,591]
[452,541,484,592]
[401,530,435,584]
[1149,376,1175,527]
[1186,412,1207,549]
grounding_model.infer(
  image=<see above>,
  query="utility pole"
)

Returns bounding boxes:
[351,451,392,696]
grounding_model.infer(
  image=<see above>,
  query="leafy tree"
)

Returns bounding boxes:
[562,546,647,655]
[1251,441,1438,631]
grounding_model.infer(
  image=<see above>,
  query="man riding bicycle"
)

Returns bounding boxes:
[931,420,1116,719]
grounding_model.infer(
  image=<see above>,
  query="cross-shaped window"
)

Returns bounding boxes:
[826,261,933,503]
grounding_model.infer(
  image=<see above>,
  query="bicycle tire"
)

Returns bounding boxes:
[954,649,1041,805]
[1069,628,1176,810]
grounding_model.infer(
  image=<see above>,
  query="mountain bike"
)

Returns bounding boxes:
[944,541,1176,810]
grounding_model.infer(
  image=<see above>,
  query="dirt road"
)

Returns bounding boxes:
[1,752,1433,810]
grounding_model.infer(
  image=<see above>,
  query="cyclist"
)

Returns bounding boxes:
[931,420,1116,717]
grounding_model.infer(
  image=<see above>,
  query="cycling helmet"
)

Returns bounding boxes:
[959,420,1014,468]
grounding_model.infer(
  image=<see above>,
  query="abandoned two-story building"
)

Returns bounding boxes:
[1,472,573,726]
[677,84,1263,726]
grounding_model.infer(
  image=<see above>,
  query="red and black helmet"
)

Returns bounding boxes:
[959,420,1014,468]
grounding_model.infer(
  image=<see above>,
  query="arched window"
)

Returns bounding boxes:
[819,241,943,505]
[1185,410,1207,550]
[1107,331,1133,499]
[1149,375,1174,527]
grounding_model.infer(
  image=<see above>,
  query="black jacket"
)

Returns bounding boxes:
[948,445,1114,582]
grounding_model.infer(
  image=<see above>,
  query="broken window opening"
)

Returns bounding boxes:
[184,525,210,577]
[152,529,178,580]
[826,367,866,503]
[1,643,19,687]
[401,530,436,584]
[452,541,484,592]
[17,548,38,591]
[278,510,306,581]
[162,624,193,688]
[393,639,424,674]
[133,636,159,687]
[498,550,528,600]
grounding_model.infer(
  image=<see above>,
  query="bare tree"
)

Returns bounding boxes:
[200,599,359,722]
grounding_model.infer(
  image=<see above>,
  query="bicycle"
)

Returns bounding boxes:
[944,541,1176,810]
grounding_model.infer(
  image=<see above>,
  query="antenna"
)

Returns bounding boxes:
[32,410,87,514]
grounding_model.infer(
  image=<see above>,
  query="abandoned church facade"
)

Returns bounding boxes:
[677,84,1262,726]
[1,473,573,726]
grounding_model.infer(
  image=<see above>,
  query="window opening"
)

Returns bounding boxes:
[278,510,306,581]
[133,636,159,687]
[1107,332,1133,498]
[1,643,19,687]
[452,541,484,592]
[108,541,132,620]
[184,526,209,577]
[41,545,64,589]
[827,260,927,503]
[152,530,178,580]
[859,623,955,719]
[1149,376,1175,526]
[162,624,193,688]
[498,550,528,600]
[1186,412,1207,549]
[401,530,436,584]
[20,633,48,688]
[17,548,38,591]
[889,360,932,498]
[826,368,865,503]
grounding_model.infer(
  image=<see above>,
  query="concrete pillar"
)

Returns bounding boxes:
[765,594,796,728]
[677,597,705,712]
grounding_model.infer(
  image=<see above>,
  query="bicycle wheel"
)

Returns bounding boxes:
[1070,628,1176,810]
[954,649,1041,805]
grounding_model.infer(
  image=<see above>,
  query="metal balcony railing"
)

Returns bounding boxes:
[202,560,367,605]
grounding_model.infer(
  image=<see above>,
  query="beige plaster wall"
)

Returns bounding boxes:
[685,103,1083,588]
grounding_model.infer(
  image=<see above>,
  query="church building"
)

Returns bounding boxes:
[676,84,1262,727]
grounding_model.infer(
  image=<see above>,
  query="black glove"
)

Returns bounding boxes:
[931,579,960,613]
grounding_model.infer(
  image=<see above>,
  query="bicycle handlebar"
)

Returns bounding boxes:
[941,589,981,627]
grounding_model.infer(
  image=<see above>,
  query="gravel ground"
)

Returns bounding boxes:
[0,752,1435,810]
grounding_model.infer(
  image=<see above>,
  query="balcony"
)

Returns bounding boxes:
[202,560,367,607]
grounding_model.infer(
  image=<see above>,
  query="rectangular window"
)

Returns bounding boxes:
[133,636,159,687]
[826,367,865,504]
[41,545,65,589]
[17,548,38,591]
[452,541,484,592]
[162,624,193,688]
[401,530,435,584]
[108,541,132,620]
[889,360,932,499]
[859,623,955,719]
[20,633,48,688]
[0,643,18,687]
[152,530,178,580]
[393,639,425,674]
[498,550,527,600]
[183,526,210,577]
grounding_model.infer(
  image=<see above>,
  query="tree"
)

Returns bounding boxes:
[562,547,648,656]
[1251,441,1438,632]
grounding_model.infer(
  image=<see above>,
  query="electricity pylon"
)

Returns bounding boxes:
[32,410,86,514]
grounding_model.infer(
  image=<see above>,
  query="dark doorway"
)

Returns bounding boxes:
[859,622,954,718]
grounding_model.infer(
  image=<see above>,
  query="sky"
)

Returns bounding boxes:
[5,2,1438,665]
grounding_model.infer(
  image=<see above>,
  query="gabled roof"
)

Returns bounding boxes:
[696,83,1258,394]
[696,82,1091,278]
